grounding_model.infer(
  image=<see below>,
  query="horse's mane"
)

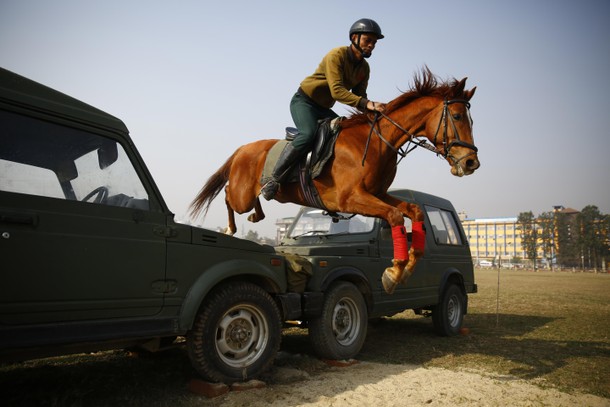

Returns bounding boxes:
[342,66,464,128]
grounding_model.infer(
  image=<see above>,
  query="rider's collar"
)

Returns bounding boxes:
[347,46,363,65]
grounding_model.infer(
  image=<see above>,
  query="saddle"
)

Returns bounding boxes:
[261,118,340,209]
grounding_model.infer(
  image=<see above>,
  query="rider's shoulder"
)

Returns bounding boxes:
[324,46,350,62]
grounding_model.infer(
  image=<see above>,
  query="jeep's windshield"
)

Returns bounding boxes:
[287,208,375,238]
[0,109,150,210]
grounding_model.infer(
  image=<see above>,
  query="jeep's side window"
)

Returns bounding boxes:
[0,110,149,210]
[425,206,463,246]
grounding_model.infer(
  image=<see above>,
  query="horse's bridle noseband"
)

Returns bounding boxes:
[435,99,478,162]
[362,99,477,167]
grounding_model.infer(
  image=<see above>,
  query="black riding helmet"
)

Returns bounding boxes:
[349,18,384,39]
[349,18,383,58]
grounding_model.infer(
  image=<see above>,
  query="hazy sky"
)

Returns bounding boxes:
[2,0,609,238]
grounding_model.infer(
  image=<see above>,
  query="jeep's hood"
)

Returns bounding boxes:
[277,241,372,257]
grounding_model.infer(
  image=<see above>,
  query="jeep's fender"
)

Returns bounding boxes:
[178,259,287,330]
[437,268,468,311]
[318,266,373,311]
[319,266,370,291]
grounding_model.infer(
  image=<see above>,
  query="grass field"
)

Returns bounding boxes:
[1,269,609,405]
[354,269,610,398]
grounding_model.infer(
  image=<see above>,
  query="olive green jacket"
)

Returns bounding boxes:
[299,46,369,110]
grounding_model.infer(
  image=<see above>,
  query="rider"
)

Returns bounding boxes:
[260,18,388,200]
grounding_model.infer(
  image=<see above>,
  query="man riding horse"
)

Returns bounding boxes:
[260,18,388,200]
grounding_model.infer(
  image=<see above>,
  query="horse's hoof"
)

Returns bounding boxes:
[382,269,398,294]
[400,270,413,286]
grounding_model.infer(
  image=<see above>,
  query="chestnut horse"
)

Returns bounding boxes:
[190,68,479,294]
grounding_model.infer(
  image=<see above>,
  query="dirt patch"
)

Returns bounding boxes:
[212,360,608,407]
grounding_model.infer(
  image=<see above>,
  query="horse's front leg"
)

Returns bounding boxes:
[378,194,427,293]
[339,191,420,294]
[246,197,266,224]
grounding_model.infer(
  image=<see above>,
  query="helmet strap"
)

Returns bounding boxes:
[351,34,371,59]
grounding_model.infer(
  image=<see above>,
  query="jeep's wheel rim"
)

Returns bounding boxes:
[332,297,361,346]
[215,305,269,368]
[447,294,462,328]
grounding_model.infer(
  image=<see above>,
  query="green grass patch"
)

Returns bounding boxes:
[355,269,610,398]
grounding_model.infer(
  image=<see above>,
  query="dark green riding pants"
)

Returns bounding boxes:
[289,90,338,152]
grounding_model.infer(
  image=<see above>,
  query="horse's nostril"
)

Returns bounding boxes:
[466,159,479,169]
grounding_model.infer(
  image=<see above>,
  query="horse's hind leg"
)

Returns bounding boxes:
[225,197,237,235]
[225,182,265,234]
[247,197,266,223]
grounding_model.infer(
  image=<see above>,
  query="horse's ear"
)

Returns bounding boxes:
[464,86,477,101]
[454,77,467,95]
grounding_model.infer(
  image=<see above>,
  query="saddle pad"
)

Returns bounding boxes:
[260,140,289,186]
[260,131,339,186]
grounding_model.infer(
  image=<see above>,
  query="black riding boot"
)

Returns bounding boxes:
[261,143,302,200]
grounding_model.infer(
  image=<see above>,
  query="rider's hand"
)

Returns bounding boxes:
[367,100,387,112]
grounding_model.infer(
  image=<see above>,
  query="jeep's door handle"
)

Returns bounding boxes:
[0,212,38,226]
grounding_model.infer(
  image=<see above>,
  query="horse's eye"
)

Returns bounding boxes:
[452,113,462,120]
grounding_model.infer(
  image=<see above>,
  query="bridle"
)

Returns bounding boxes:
[362,99,478,167]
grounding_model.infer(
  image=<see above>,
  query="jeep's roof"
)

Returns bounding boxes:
[0,67,128,135]
[389,188,455,210]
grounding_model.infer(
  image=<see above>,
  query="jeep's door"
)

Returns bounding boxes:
[0,110,166,325]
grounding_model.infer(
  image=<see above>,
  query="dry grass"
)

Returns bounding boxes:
[355,269,610,397]
[1,269,609,405]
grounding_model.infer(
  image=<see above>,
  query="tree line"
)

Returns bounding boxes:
[517,205,609,271]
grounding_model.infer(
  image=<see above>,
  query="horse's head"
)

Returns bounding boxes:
[341,68,480,177]
[425,77,480,177]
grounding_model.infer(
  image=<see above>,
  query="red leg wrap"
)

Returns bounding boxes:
[392,225,408,260]
[412,221,426,250]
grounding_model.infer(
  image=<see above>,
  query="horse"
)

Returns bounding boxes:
[190,67,479,294]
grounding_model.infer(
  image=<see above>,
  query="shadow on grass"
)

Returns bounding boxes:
[356,313,610,381]
[0,349,195,407]
[2,314,608,405]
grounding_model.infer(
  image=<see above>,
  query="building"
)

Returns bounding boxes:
[460,206,582,267]
[275,217,295,243]
[461,216,522,265]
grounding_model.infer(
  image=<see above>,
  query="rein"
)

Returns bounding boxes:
[361,99,477,167]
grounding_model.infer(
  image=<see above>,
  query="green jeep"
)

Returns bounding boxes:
[0,68,297,383]
[277,190,477,360]
[0,68,476,382]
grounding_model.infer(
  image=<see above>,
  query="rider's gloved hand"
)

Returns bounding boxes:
[367,100,386,112]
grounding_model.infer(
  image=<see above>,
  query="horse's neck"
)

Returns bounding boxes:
[387,101,435,145]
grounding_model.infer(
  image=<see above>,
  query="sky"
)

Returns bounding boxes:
[2,0,609,238]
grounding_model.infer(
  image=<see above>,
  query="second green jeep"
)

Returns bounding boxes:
[277,190,477,360]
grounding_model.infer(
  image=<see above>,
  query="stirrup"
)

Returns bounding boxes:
[260,179,279,200]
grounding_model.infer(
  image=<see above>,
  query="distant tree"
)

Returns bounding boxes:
[577,205,608,271]
[538,211,554,269]
[243,230,261,243]
[555,211,578,267]
[242,230,276,245]
[517,211,538,269]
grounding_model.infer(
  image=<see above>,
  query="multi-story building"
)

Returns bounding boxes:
[460,207,580,267]
[460,215,522,265]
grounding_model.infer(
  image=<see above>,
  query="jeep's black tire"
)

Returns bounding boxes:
[308,281,368,360]
[432,283,465,336]
[187,282,281,383]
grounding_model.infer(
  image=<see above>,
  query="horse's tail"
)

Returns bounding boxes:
[189,149,238,218]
